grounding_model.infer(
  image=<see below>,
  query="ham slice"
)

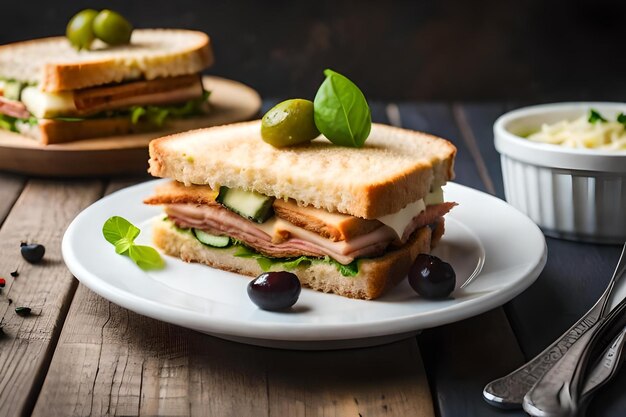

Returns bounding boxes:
[73,74,204,116]
[165,204,397,264]
[0,96,30,119]
[399,202,456,243]
[164,200,454,265]
[148,181,455,264]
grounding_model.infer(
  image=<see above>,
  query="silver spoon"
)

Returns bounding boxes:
[483,243,626,409]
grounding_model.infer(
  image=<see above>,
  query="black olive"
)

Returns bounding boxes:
[247,271,301,311]
[20,243,45,263]
[409,254,456,299]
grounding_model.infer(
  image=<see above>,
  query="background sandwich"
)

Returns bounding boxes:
[0,29,213,144]
[145,121,456,300]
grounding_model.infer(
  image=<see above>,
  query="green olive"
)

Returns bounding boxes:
[261,99,320,147]
[66,9,98,50]
[93,9,133,46]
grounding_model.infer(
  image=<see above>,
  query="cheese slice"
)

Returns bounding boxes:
[425,186,444,205]
[378,198,426,239]
[21,86,75,118]
[376,187,444,239]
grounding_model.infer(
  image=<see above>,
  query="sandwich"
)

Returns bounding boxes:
[145,120,457,300]
[0,29,213,144]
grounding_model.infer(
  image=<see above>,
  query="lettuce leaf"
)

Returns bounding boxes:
[0,114,38,132]
[0,90,211,133]
[233,244,358,276]
[233,245,275,271]
[129,90,210,127]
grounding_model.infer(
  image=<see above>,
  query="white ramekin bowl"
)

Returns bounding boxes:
[494,102,626,244]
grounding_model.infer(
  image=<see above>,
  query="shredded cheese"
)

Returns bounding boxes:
[526,115,626,150]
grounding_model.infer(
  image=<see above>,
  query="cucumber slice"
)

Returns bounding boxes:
[193,229,231,248]
[216,186,274,223]
[3,81,25,101]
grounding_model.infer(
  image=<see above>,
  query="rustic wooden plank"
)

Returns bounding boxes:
[418,309,526,417]
[0,173,26,226]
[265,338,434,417]
[453,103,506,198]
[32,285,268,417]
[0,179,104,417]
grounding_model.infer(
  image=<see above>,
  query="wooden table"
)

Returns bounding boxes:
[0,102,623,417]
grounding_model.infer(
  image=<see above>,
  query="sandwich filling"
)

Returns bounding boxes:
[0,75,209,136]
[145,181,455,269]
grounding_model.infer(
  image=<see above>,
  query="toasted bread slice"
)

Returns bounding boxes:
[144,180,219,206]
[153,216,445,300]
[0,29,212,92]
[148,121,456,219]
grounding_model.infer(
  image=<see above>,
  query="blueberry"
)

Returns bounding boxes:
[20,243,45,263]
[248,271,301,311]
[409,254,456,299]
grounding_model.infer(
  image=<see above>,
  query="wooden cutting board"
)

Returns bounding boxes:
[0,76,261,177]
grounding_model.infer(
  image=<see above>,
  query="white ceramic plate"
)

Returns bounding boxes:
[63,180,547,349]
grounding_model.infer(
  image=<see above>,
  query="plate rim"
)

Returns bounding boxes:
[62,180,547,342]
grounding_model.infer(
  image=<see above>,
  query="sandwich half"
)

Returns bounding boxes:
[145,121,457,300]
[0,29,213,144]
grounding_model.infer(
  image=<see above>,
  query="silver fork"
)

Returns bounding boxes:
[483,243,626,409]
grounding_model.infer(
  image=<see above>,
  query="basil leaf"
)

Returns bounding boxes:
[617,113,626,127]
[114,237,136,255]
[103,216,164,270]
[588,109,607,124]
[314,69,371,147]
[102,216,140,246]
[128,245,164,270]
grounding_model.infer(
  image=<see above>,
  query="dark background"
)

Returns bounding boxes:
[1,0,625,101]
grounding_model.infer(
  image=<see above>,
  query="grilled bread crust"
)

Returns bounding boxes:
[152,217,445,300]
[148,121,456,219]
[0,29,213,92]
